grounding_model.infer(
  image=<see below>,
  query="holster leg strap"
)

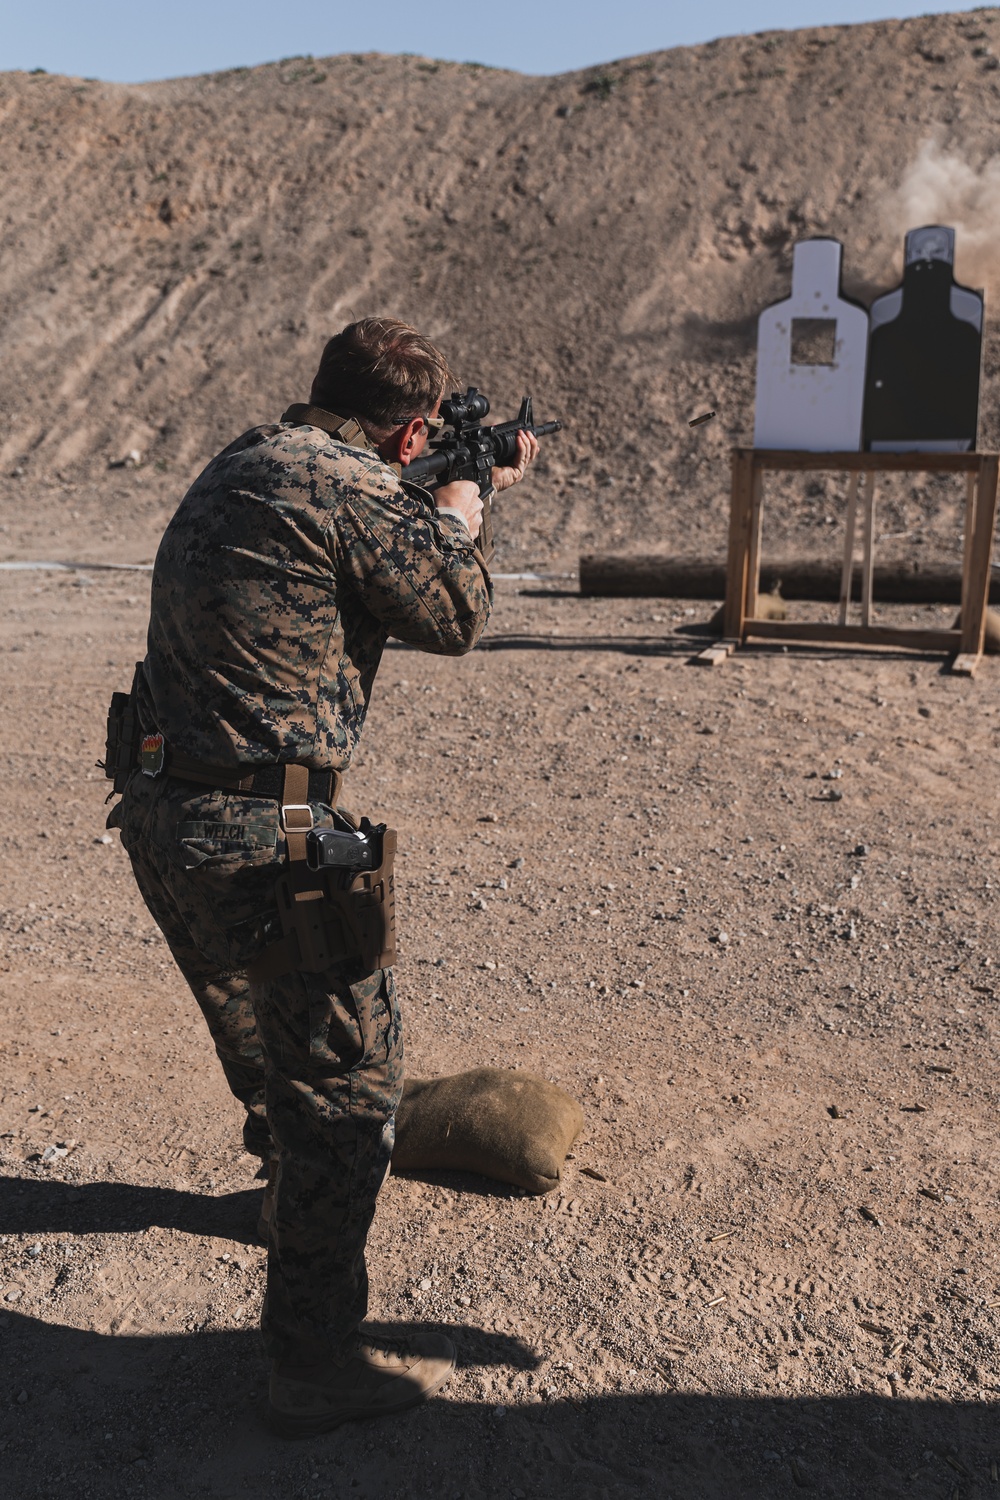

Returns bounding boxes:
[281,763,313,863]
[247,765,316,984]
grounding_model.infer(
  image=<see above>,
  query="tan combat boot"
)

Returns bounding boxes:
[267,1330,456,1437]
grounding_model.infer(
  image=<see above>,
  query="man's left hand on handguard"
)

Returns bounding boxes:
[492,429,540,493]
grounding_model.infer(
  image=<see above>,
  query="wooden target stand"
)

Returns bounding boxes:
[706,449,1000,676]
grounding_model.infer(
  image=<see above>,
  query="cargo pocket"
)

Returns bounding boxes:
[176,820,279,870]
[307,982,367,1075]
[349,970,388,1064]
[167,817,283,972]
[350,970,403,1120]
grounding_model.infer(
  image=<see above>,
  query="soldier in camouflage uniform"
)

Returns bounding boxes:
[113,318,538,1435]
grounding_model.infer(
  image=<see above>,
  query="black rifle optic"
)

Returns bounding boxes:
[401,388,561,565]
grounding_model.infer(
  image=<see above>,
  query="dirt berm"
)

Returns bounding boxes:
[2,9,1000,570]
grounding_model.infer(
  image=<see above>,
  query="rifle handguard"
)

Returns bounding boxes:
[401,388,561,570]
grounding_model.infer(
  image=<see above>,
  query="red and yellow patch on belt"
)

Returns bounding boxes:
[140,732,165,777]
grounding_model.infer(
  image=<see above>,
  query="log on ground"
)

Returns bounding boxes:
[578,555,1000,603]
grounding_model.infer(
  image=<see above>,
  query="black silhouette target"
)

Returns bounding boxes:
[864,225,984,452]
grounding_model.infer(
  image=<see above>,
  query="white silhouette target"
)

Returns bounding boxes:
[753,238,869,451]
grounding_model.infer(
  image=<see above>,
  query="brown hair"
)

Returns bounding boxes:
[309,317,452,438]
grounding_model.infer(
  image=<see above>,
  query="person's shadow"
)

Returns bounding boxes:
[1,1302,995,1500]
[0,1172,264,1245]
[0,1168,527,1244]
[2,1175,996,1497]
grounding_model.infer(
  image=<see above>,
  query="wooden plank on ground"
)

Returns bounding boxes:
[743,620,961,651]
[693,645,731,667]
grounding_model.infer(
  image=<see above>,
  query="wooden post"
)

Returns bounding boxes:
[723,449,756,639]
[959,471,977,628]
[838,472,860,625]
[957,455,1000,665]
[860,472,877,627]
[745,466,765,622]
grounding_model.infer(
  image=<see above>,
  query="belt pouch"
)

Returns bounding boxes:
[104,662,143,793]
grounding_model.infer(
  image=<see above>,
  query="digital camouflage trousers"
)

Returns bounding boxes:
[117,771,404,1365]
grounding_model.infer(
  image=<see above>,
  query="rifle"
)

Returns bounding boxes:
[401,388,561,566]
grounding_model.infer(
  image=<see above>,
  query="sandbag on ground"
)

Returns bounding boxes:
[392,1068,584,1195]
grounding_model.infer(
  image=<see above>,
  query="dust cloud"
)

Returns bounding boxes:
[896,139,1000,291]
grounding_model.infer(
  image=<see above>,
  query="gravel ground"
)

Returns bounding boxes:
[3,542,1000,1497]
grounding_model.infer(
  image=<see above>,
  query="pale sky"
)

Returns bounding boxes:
[0,1,979,82]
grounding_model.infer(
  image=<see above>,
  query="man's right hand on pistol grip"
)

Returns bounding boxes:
[435,480,483,539]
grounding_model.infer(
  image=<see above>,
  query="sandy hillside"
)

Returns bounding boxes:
[3,9,1000,570]
[5,13,1000,1500]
